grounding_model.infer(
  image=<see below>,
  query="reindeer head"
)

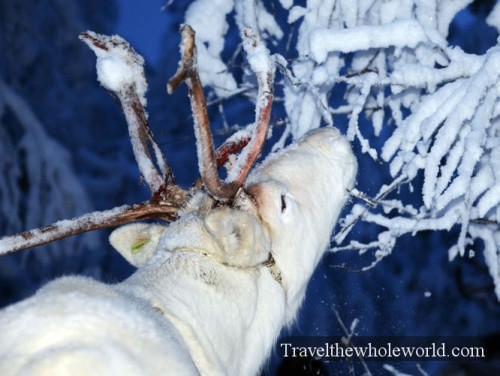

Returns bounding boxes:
[110,126,356,326]
[240,127,357,318]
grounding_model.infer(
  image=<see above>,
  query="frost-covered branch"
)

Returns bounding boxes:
[333,43,500,294]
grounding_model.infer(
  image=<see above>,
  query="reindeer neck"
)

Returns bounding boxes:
[119,251,286,376]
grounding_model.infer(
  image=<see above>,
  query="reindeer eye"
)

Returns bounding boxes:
[280,194,287,212]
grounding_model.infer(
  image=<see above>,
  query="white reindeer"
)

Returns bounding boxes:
[0,26,357,376]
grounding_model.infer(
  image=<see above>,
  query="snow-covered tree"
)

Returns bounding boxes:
[168,0,500,303]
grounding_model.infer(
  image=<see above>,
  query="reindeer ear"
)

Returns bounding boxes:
[205,208,270,268]
[109,223,165,268]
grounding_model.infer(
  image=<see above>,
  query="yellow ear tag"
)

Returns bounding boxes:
[131,238,149,254]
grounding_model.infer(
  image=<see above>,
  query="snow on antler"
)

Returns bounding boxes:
[80,31,173,197]
[168,25,274,200]
[0,203,180,256]
[226,27,274,185]
[168,25,225,198]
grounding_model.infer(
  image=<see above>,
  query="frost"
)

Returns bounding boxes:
[486,2,500,33]
[242,30,273,74]
[288,6,307,23]
[185,0,237,97]
[477,184,500,218]
[278,0,293,10]
[235,0,283,40]
[80,31,148,107]
[81,31,170,196]
[0,205,128,256]
[226,27,274,184]
[310,20,428,63]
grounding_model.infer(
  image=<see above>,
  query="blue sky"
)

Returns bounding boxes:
[116,1,169,64]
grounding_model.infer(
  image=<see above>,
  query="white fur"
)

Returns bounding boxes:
[0,127,357,376]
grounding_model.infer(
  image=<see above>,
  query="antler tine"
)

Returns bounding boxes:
[168,25,240,200]
[168,25,275,201]
[0,203,180,256]
[80,31,175,202]
[228,27,274,188]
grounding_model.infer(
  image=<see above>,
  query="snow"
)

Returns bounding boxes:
[288,6,307,24]
[80,31,148,107]
[436,0,472,37]
[185,0,237,97]
[98,56,140,99]
[0,205,129,256]
[81,30,170,196]
[469,225,500,302]
[226,26,275,184]
[477,184,500,218]
[278,0,293,10]
[311,66,328,86]
[487,2,500,33]
[309,20,428,63]
[242,27,273,74]
[235,0,283,40]
[121,103,166,194]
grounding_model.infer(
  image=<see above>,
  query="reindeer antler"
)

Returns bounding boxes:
[229,27,274,188]
[167,25,274,200]
[0,25,273,254]
[80,31,174,202]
